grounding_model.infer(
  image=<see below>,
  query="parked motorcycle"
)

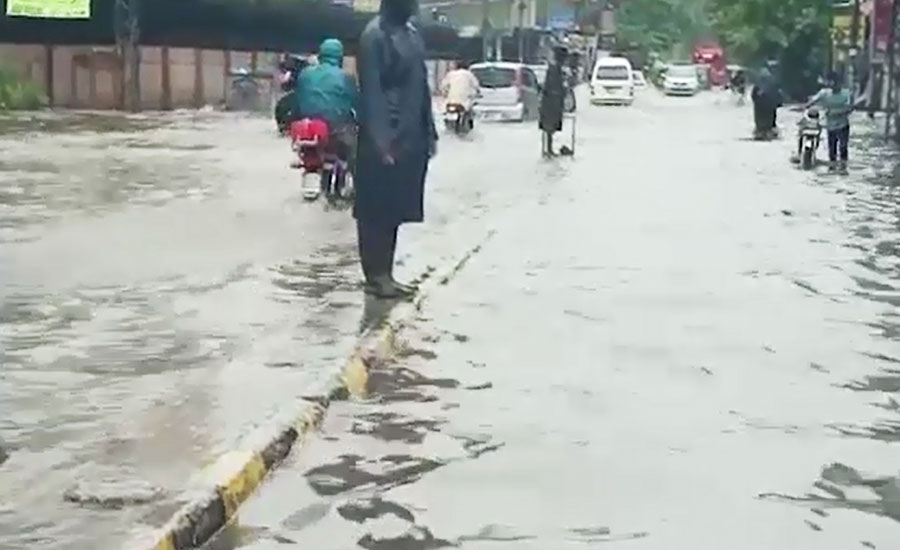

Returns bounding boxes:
[290,118,354,202]
[443,102,474,136]
[226,68,263,111]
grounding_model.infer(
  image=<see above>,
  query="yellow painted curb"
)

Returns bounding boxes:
[132,234,491,550]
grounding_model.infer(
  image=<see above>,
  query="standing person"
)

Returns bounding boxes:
[355,0,438,298]
[807,70,853,173]
[751,66,780,139]
[540,46,567,157]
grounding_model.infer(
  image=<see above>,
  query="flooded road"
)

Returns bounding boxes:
[212,91,900,549]
[0,110,540,549]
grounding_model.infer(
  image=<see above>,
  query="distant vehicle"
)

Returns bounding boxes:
[590,56,635,106]
[664,64,700,96]
[470,62,541,122]
[693,41,728,87]
[632,70,648,89]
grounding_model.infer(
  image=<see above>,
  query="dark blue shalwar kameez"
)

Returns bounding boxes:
[354,0,437,294]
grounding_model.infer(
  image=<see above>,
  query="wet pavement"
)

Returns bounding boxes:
[209,90,900,549]
[0,109,541,549]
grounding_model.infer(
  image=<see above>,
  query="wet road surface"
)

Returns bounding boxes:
[0,110,541,549]
[210,90,900,549]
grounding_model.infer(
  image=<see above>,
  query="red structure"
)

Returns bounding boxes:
[693,41,728,87]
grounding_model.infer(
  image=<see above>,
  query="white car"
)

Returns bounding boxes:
[470,62,541,122]
[527,64,549,87]
[590,57,635,106]
[664,64,700,96]
[632,70,648,89]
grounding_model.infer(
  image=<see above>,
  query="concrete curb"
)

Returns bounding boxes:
[132,232,494,550]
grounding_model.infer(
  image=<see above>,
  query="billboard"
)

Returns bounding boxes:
[353,0,379,13]
[6,0,91,19]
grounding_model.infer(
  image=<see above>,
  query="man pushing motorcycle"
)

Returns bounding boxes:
[295,38,359,197]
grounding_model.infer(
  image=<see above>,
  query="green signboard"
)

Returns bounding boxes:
[6,0,91,19]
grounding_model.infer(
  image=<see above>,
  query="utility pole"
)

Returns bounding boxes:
[849,0,862,93]
[517,0,526,62]
[115,0,141,112]
[482,0,490,61]
[887,0,898,138]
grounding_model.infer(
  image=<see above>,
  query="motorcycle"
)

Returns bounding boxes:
[290,118,354,203]
[795,108,822,170]
[443,102,473,136]
[226,68,262,112]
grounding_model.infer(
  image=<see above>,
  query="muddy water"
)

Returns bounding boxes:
[0,109,540,549]
[215,92,900,549]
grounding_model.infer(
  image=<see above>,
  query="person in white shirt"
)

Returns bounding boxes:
[441,59,480,113]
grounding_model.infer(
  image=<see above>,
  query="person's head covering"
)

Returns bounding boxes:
[553,45,568,64]
[827,70,843,89]
[381,0,417,24]
[318,39,344,67]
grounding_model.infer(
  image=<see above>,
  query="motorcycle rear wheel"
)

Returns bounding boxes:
[801,146,814,170]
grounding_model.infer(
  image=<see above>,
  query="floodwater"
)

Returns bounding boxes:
[210,91,900,550]
[0,109,539,549]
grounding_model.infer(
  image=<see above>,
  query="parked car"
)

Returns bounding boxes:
[470,62,541,122]
[590,56,635,106]
[632,70,648,90]
[663,64,700,96]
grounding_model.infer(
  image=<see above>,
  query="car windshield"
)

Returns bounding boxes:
[472,67,517,88]
[594,66,630,80]
[668,66,696,78]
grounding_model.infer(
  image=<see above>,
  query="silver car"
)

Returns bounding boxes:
[471,62,541,122]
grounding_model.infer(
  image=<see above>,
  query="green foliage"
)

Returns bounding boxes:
[616,0,710,60]
[710,0,831,98]
[0,65,46,111]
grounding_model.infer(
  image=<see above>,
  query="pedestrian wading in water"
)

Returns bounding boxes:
[807,70,853,174]
[540,46,567,157]
[355,0,438,299]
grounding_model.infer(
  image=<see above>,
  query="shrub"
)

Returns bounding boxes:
[0,65,46,110]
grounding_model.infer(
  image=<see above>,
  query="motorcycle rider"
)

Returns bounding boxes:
[296,38,359,185]
[440,59,480,131]
[806,70,853,173]
[730,68,746,98]
[275,54,309,135]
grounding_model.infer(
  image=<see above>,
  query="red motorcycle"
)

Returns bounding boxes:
[289,118,354,202]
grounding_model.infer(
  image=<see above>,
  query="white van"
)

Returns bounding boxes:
[590,57,635,106]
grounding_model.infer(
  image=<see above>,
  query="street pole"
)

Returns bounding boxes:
[887,0,898,138]
[482,0,490,61]
[849,0,862,93]
[517,1,526,63]
[115,0,141,112]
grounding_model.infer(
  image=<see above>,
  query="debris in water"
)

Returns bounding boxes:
[63,478,165,509]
